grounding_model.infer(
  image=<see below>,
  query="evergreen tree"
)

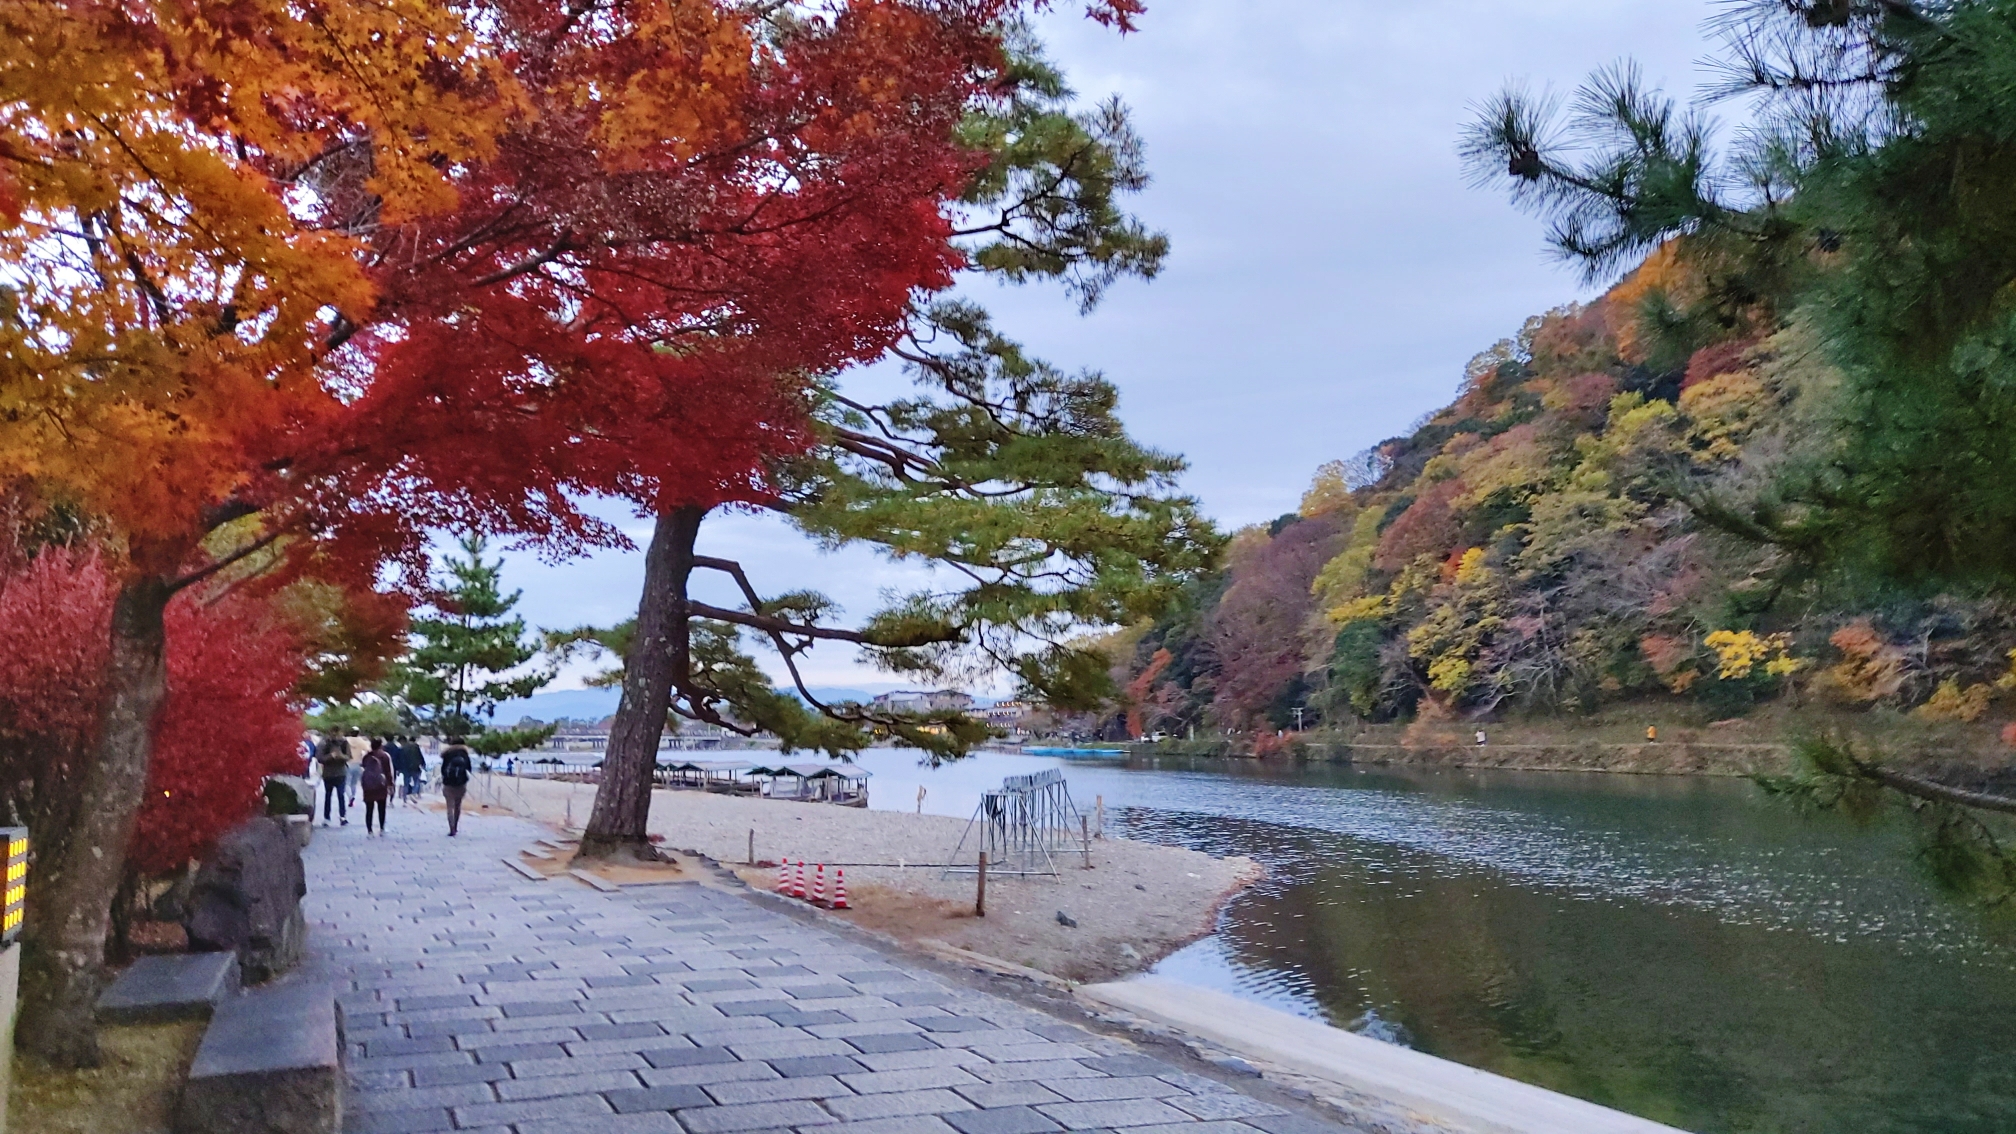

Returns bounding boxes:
[386,534,556,752]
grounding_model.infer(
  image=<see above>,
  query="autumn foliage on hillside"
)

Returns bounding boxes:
[1118,247,2016,738]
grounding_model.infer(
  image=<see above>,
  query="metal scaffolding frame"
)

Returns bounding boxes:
[942,768,1086,879]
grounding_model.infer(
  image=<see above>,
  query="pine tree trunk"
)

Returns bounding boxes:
[577,506,703,862]
[19,575,172,1068]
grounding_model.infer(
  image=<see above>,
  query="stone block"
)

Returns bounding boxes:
[176,978,342,1134]
[185,816,308,983]
[97,951,241,1024]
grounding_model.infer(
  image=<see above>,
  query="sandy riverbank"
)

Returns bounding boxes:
[476,775,1259,983]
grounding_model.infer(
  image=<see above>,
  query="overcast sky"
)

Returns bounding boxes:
[497,1,1727,693]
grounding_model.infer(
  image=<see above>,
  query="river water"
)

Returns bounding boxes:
[850,747,2016,1134]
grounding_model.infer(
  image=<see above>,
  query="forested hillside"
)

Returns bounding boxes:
[1113,248,2016,742]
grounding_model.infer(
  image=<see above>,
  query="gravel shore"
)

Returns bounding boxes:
[480,774,1259,982]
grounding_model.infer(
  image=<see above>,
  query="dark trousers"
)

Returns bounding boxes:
[364,795,388,832]
[401,771,422,798]
[322,778,347,820]
[443,784,466,834]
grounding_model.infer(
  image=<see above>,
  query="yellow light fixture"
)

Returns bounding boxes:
[1,827,25,943]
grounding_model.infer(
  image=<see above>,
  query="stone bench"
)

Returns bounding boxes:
[176,977,343,1134]
[96,951,241,1024]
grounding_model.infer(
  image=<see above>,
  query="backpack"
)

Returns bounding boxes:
[361,752,389,794]
[440,747,472,787]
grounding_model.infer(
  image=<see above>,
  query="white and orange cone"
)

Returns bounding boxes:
[776,858,792,894]
[830,868,849,910]
[812,863,827,906]
[791,858,807,900]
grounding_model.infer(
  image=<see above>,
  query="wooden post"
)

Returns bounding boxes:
[747,829,754,866]
[975,852,988,918]
[1095,795,1104,839]
[1081,816,1093,869]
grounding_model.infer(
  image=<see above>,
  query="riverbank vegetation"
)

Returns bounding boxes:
[1105,0,2016,900]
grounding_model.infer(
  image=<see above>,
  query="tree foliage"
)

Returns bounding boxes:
[383,534,554,748]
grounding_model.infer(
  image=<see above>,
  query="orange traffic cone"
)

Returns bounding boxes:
[776,858,792,894]
[791,859,807,900]
[830,868,849,910]
[812,863,827,906]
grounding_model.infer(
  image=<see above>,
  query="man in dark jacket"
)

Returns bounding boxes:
[395,736,424,803]
[439,737,473,836]
[315,734,350,826]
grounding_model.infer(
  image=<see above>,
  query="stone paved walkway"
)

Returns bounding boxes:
[306,805,1362,1134]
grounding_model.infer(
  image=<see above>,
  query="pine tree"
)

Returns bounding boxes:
[386,535,555,751]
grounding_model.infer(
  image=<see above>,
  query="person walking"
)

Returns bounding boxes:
[344,728,366,807]
[439,736,473,837]
[398,735,425,804]
[360,737,394,835]
[315,733,351,826]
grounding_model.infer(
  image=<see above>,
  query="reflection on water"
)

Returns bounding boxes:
[856,749,2016,1133]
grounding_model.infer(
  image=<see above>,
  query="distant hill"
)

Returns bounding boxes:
[1115,248,2016,738]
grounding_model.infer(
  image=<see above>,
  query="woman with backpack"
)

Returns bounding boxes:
[439,736,473,836]
[360,737,395,836]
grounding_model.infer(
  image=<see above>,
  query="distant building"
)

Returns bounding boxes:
[872,689,974,714]
[978,700,1035,732]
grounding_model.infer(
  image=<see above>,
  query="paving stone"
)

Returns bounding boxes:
[1046,1077,1190,1102]
[1121,1124,1267,1134]
[495,1069,646,1101]
[1034,1099,1192,1128]
[1077,1056,1176,1078]
[1242,1114,1366,1134]
[646,1045,742,1069]
[845,1033,939,1055]
[952,1082,1065,1109]
[685,978,761,993]
[782,985,861,1000]
[825,1089,975,1121]
[501,1000,590,1018]
[719,999,795,1017]
[639,1060,782,1088]
[1165,1095,1287,1121]
[470,1042,569,1063]
[581,1021,671,1041]
[516,1114,683,1134]
[764,1008,853,1028]
[769,1054,869,1077]
[704,1073,853,1104]
[364,1035,458,1057]
[452,1090,615,1127]
[916,1017,999,1034]
[340,1105,457,1133]
[726,1036,856,1061]
[678,1099,839,1132]
[840,1066,984,1095]
[943,1106,1063,1134]
[608,1084,716,1113]
[852,1049,991,1073]
[412,1062,511,1087]
[823,1115,959,1134]
[510,1051,648,1079]
[352,1081,498,1114]
[964,1060,1106,1084]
